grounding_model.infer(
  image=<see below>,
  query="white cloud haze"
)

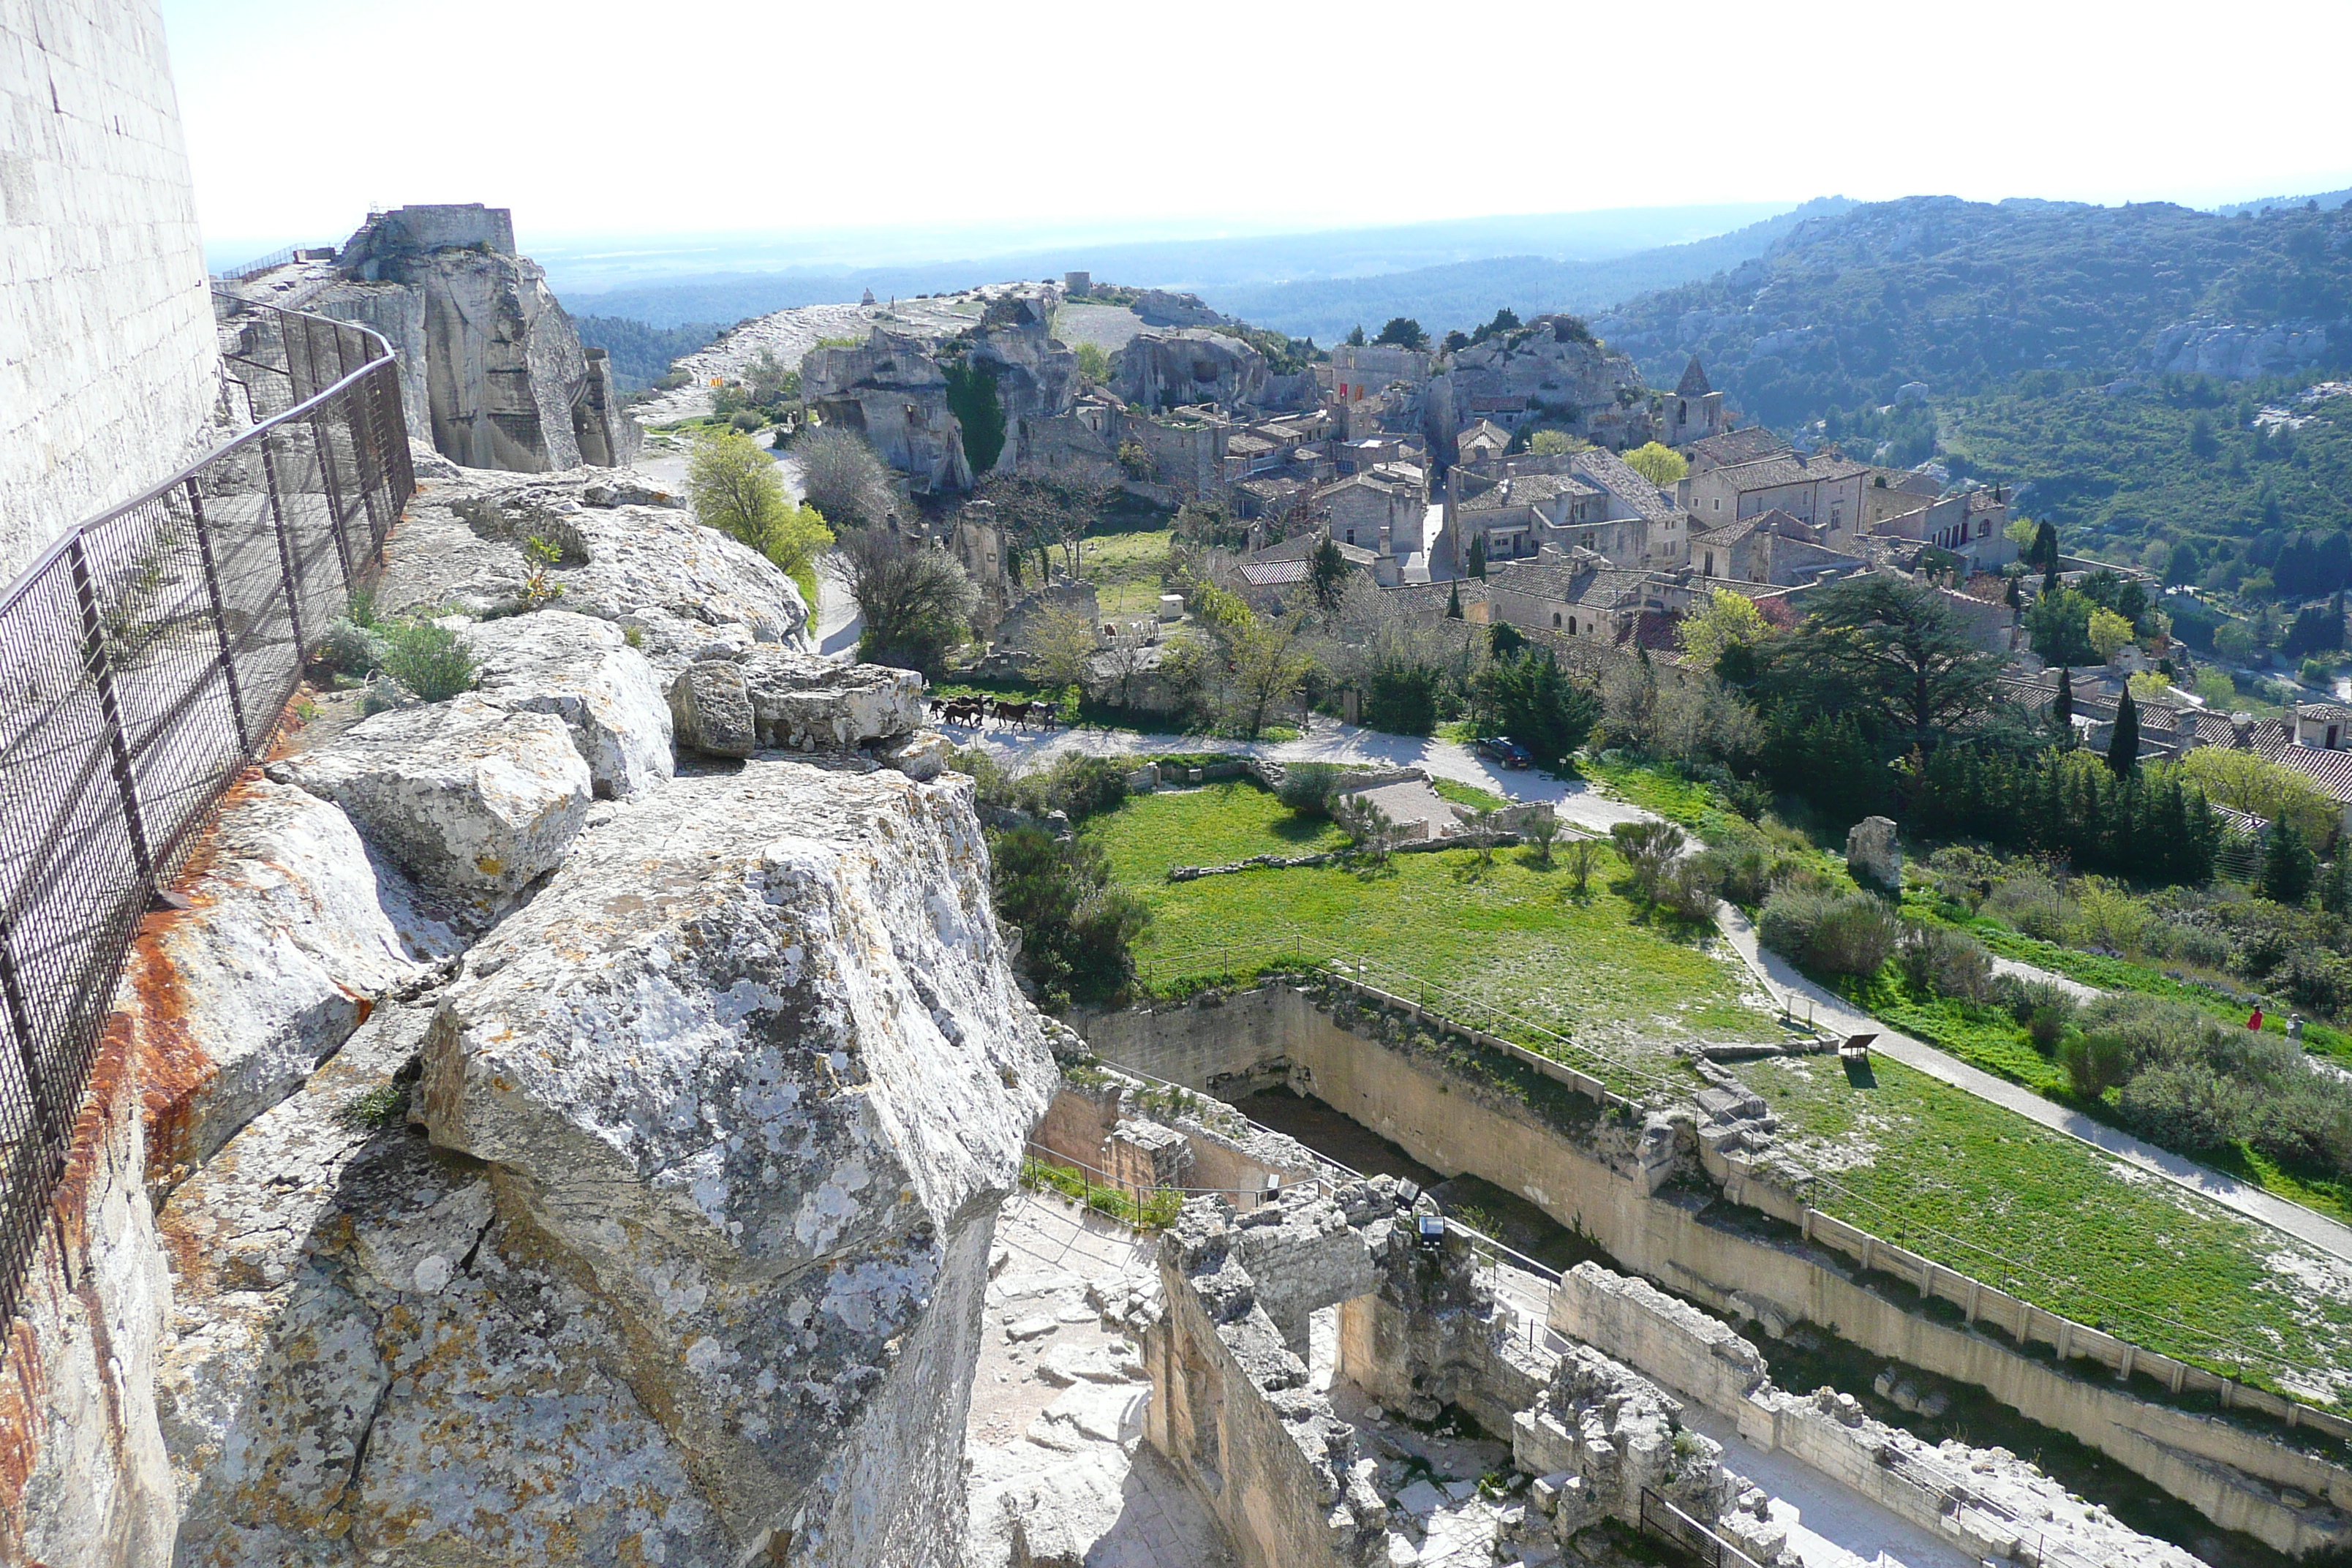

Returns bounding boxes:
[162,0,2352,257]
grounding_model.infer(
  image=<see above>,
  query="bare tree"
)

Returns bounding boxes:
[792,425,899,530]
[1025,604,1098,692]
[1565,836,1600,897]
[828,529,977,674]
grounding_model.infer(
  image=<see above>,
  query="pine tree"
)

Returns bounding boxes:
[2032,520,2058,571]
[1446,581,1463,619]
[2321,853,2352,917]
[2105,687,2139,778]
[2051,668,2073,745]
[2261,817,2317,905]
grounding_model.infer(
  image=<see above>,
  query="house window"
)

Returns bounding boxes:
[1705,553,1714,575]
[1712,498,1722,511]
[1553,612,1561,627]
[2332,725,2342,750]
[1345,529,1355,545]
[1569,616,1578,634]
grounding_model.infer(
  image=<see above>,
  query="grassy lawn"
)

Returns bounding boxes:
[1089,782,1776,1062]
[1746,1049,2352,1403]
[1086,779,2352,1407]
[1433,778,1510,812]
[1075,528,1172,619]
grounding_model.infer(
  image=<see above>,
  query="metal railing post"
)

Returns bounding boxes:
[259,434,308,659]
[185,480,252,753]
[68,537,155,887]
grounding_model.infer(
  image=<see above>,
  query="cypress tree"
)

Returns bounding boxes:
[2106,687,2140,778]
[1467,535,1488,579]
[2261,817,2317,905]
[2321,853,2352,917]
[1446,581,1463,619]
[2051,668,2073,745]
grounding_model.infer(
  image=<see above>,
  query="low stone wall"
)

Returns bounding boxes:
[1075,984,2352,1555]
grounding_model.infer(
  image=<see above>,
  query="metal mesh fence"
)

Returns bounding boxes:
[0,294,412,1336]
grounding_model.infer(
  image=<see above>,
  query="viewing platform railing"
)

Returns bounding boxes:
[0,293,412,1336]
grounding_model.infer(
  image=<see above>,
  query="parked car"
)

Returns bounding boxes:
[1476,736,1533,769]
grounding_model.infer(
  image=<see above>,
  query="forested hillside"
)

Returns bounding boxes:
[1591,195,2352,574]
[1596,196,2352,428]
[573,315,725,392]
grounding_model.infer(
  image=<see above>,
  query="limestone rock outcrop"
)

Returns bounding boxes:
[1430,315,1654,453]
[268,696,591,895]
[112,780,417,1186]
[669,646,927,755]
[1115,328,1268,412]
[415,762,1053,1562]
[462,608,674,797]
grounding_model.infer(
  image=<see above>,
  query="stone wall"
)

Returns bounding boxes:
[0,0,221,578]
[1076,984,2352,1555]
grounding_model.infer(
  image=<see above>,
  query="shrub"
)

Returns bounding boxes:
[990,826,1148,1005]
[1896,921,1994,1003]
[1362,660,1440,736]
[1696,843,1776,908]
[1651,857,1722,922]
[1277,762,1346,819]
[316,617,385,676]
[2058,1032,2131,1098]
[1004,752,1127,823]
[1985,868,2072,941]
[2117,1060,2261,1152]
[1610,820,1686,894]
[1759,890,1899,976]
[379,620,477,701]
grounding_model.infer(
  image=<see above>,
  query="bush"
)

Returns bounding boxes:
[1896,921,1994,1003]
[1696,843,1776,908]
[2058,1032,2131,1098]
[1651,857,1722,922]
[1362,660,1441,736]
[315,617,385,676]
[1759,890,1900,976]
[379,620,477,701]
[2117,1060,2261,1152]
[1006,752,1128,823]
[1984,867,2072,941]
[989,826,1148,1006]
[1276,762,1346,819]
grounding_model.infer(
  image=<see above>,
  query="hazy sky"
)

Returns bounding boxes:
[164,0,2352,260]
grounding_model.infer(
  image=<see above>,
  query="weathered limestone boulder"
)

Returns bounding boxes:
[462,608,674,797]
[269,696,590,894]
[668,658,757,757]
[725,645,925,753]
[561,502,810,647]
[1844,814,1901,892]
[110,780,415,1186]
[875,730,951,782]
[410,762,1052,1563]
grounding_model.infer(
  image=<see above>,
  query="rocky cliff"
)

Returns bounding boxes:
[4,462,1052,1567]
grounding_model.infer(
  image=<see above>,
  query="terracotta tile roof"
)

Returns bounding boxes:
[1688,427,1790,468]
[2254,736,2352,803]
[1616,607,1684,652]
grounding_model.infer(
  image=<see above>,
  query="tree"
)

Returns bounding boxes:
[1073,342,1113,384]
[830,527,978,674]
[1024,604,1098,693]
[2087,606,2136,662]
[2322,853,2352,917]
[2106,687,2140,778]
[2031,519,2059,573]
[2027,589,2100,666]
[1477,649,1599,765]
[2261,816,2318,905]
[745,347,798,407]
[687,431,833,606]
[1677,587,1767,674]
[1445,581,1464,619]
[1768,573,2007,755]
[2178,747,2339,845]
[944,358,1006,473]
[1529,429,1587,456]
[1309,537,1352,613]
[1466,536,1487,579]
[1345,324,1367,347]
[793,425,899,530]
[2051,666,2074,744]
[1226,610,1315,739]
[2166,538,2202,585]
[1470,307,1520,345]
[990,827,1148,1006]
[1622,441,1689,488]
[1374,317,1428,350]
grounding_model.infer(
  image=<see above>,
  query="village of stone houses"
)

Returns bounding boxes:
[17,5,2352,1567]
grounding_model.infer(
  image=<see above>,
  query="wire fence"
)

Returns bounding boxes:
[0,293,412,1339]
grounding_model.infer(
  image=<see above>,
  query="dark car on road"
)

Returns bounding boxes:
[1476,736,1533,769]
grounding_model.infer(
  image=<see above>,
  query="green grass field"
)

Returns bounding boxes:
[1074,529,1173,619]
[1085,780,2352,1406]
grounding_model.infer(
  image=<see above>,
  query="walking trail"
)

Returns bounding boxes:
[968,718,2352,1266]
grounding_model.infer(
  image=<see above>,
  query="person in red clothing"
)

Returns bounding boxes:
[2248,1007,2264,1031]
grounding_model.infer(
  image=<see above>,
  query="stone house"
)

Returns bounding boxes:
[1234,475,1308,522]
[1863,484,2016,572]
[1131,407,1232,496]
[1690,509,1864,587]
[1481,550,1665,643]
[1447,448,1684,572]
[1656,357,1727,448]
[1458,418,1512,464]
[1684,426,1792,475]
[1313,466,1428,570]
[1337,433,1426,473]
[1328,341,1433,404]
[1678,449,1872,547]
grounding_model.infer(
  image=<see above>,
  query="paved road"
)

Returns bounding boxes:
[973,720,2352,1264]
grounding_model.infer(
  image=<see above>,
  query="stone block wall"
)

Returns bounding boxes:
[0,0,220,578]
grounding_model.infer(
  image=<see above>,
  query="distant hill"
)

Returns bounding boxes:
[1194,200,1857,342]
[559,202,1801,328]
[573,316,725,393]
[2211,186,2352,217]
[1593,195,2352,429]
[1580,195,2352,571]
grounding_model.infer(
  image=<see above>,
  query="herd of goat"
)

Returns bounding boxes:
[928,695,1063,731]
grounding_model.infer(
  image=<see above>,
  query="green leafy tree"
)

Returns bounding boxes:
[1373,317,1428,350]
[1466,536,1487,579]
[2027,589,2099,666]
[1073,342,1113,383]
[989,827,1148,1006]
[2087,606,2136,661]
[2261,816,2318,905]
[1622,441,1689,487]
[2321,854,2352,917]
[688,431,834,606]
[2032,520,2059,572]
[1309,536,1352,612]
[1529,429,1586,456]
[1677,587,1767,674]
[2051,666,2074,745]
[1766,573,2005,755]
[1345,324,1367,347]
[1474,649,1599,765]
[944,358,1007,472]
[2166,538,2201,585]
[832,526,977,674]
[2105,687,2140,778]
